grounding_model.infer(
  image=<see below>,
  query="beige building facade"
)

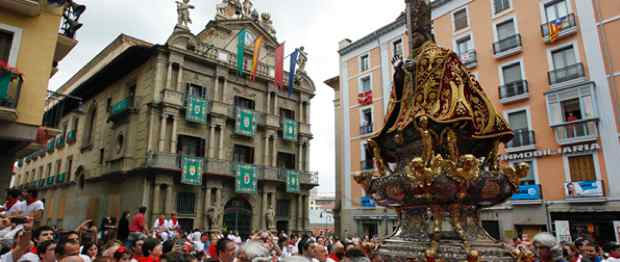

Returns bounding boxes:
[13,3,317,236]
[331,0,620,241]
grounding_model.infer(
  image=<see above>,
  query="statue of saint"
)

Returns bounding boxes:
[294,46,308,83]
[242,0,253,17]
[175,0,194,29]
[265,208,275,229]
[260,12,276,35]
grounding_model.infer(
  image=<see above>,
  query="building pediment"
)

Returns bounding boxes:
[201,19,279,47]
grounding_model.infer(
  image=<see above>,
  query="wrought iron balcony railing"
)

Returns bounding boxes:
[541,14,577,42]
[360,123,373,135]
[0,73,23,110]
[506,129,536,149]
[499,80,528,102]
[548,63,585,86]
[552,119,599,145]
[493,34,522,56]
[459,49,477,68]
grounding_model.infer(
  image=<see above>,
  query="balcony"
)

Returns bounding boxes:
[206,159,234,177]
[552,119,599,145]
[360,159,374,171]
[506,129,536,152]
[499,80,529,104]
[161,89,185,107]
[564,181,605,202]
[459,49,477,69]
[360,123,373,135]
[541,14,578,44]
[54,34,78,67]
[265,114,280,129]
[511,184,542,204]
[146,153,182,170]
[299,123,312,137]
[0,73,23,121]
[493,34,522,59]
[0,0,42,16]
[301,171,319,186]
[548,63,585,86]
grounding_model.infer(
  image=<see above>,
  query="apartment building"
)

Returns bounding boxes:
[330,0,620,241]
[13,2,317,236]
[0,0,84,198]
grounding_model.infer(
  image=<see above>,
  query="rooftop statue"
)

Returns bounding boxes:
[175,0,194,29]
[354,0,529,261]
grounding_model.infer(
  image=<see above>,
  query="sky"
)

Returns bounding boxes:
[49,0,406,193]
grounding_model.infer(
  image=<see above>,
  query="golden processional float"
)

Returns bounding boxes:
[353,0,530,261]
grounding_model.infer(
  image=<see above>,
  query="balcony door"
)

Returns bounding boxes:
[0,30,12,62]
[552,46,577,70]
[456,35,473,57]
[544,0,569,23]
[507,110,532,148]
[277,152,296,170]
[361,142,373,170]
[568,155,596,182]
[496,19,516,41]
[177,135,205,158]
[233,144,254,164]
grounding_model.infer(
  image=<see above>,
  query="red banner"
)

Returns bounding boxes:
[274,43,285,89]
[357,90,373,105]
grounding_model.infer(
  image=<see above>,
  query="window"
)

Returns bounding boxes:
[55,160,62,175]
[544,0,569,23]
[551,46,577,70]
[280,108,295,120]
[177,192,196,214]
[393,39,403,58]
[361,108,372,127]
[361,143,374,170]
[177,135,205,157]
[493,0,511,14]
[62,122,68,138]
[46,163,52,178]
[99,148,105,164]
[360,76,371,92]
[0,30,13,62]
[547,85,596,125]
[128,84,136,106]
[106,97,112,113]
[507,110,528,130]
[456,35,473,56]
[277,152,296,170]
[568,155,596,182]
[186,83,207,98]
[502,62,523,84]
[72,116,79,131]
[38,166,43,180]
[83,104,97,146]
[360,55,369,72]
[234,96,255,110]
[453,8,469,31]
[66,156,73,181]
[233,145,254,164]
[496,19,516,40]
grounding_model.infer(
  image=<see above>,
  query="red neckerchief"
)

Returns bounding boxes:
[5,199,17,210]
[26,197,36,205]
[171,217,177,225]
[158,218,165,226]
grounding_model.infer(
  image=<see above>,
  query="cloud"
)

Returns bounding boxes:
[50,0,405,193]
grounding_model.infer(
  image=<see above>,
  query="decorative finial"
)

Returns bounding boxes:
[175,0,194,29]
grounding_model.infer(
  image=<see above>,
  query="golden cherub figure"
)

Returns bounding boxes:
[502,162,530,189]
[353,172,373,193]
[368,139,387,177]
[454,155,480,182]
[407,157,435,188]
[416,116,435,164]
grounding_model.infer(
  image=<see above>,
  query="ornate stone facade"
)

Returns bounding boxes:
[13,6,316,235]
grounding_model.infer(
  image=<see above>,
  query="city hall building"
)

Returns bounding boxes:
[12,1,317,236]
[328,0,620,242]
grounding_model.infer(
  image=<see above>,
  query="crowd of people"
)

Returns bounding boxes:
[0,189,619,262]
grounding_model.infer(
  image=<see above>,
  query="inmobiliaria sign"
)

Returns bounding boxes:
[500,143,600,161]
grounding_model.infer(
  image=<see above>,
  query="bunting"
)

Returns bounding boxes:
[548,18,562,43]
[236,28,247,76]
[250,36,264,80]
[288,49,300,96]
[274,43,285,89]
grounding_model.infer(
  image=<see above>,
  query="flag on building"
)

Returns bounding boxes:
[235,108,257,136]
[286,170,300,193]
[181,156,203,186]
[236,164,257,193]
[185,96,208,124]
[236,28,247,76]
[548,18,562,43]
[274,43,285,90]
[250,36,264,80]
[288,49,300,96]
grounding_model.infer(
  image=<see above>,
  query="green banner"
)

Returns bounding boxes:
[181,156,203,186]
[286,170,300,193]
[55,134,65,148]
[111,98,129,115]
[47,138,55,153]
[235,108,256,136]
[47,176,55,185]
[66,130,77,144]
[185,96,208,124]
[0,71,14,100]
[282,118,298,141]
[56,173,65,184]
[237,28,246,76]
[236,164,257,193]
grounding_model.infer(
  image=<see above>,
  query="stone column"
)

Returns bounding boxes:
[274,95,279,114]
[170,116,177,154]
[289,197,296,233]
[297,143,303,170]
[222,79,228,101]
[214,77,220,102]
[297,195,303,231]
[304,143,310,172]
[166,63,172,89]
[153,184,161,215]
[298,102,303,121]
[306,103,311,124]
[262,192,268,229]
[204,188,211,228]
[165,184,174,214]
[271,137,277,167]
[263,135,269,166]
[176,66,184,92]
[266,92,271,114]
[147,110,155,152]
[218,126,225,159]
[303,195,309,231]
[159,114,168,152]
[208,125,216,159]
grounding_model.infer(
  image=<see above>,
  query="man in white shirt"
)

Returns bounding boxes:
[1,190,25,217]
[20,190,44,224]
[0,217,34,262]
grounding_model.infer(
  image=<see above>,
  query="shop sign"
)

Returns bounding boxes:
[500,143,600,161]
[511,184,541,201]
[555,220,572,242]
[564,181,603,198]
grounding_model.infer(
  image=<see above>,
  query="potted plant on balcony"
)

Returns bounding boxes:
[0,60,23,107]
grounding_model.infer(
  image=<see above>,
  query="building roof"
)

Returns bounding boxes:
[324,76,339,90]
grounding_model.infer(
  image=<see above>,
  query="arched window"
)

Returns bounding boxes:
[83,102,97,146]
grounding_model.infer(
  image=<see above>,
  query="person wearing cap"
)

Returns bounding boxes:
[532,232,567,262]
[603,243,620,262]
